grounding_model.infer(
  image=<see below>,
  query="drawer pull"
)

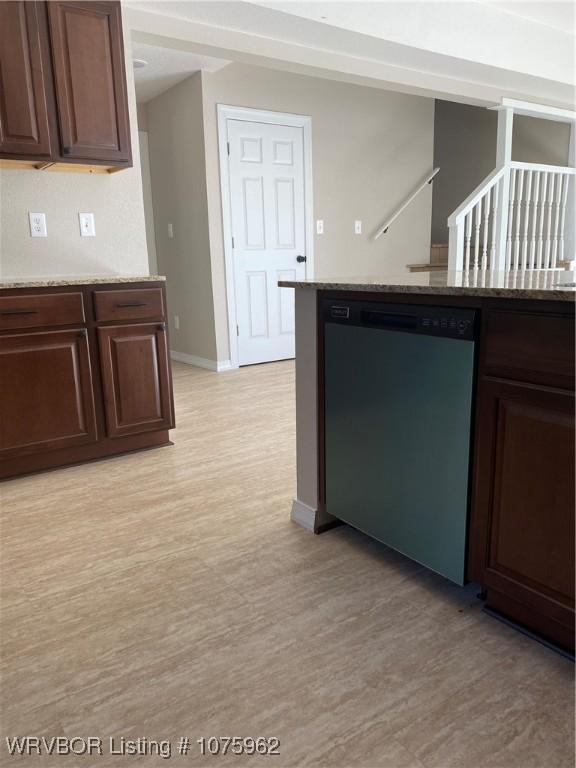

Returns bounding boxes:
[115,302,147,308]
[1,309,38,316]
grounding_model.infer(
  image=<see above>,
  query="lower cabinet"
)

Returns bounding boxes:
[98,323,174,438]
[0,282,174,480]
[0,329,97,459]
[471,377,575,650]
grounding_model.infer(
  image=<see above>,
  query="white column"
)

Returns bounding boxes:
[494,108,514,270]
[448,222,464,270]
[564,121,576,263]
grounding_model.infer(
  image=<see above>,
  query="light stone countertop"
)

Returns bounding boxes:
[0,275,166,290]
[279,270,576,302]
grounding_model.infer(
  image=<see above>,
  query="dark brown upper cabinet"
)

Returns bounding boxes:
[47,1,131,164]
[0,2,54,157]
[0,0,132,171]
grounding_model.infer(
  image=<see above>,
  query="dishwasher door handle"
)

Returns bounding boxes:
[361,310,418,330]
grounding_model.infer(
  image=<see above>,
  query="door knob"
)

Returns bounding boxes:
[296,255,307,263]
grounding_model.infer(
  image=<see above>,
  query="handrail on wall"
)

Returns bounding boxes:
[373,167,440,240]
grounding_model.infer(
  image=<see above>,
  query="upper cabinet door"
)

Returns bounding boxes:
[47,1,132,164]
[0,1,53,157]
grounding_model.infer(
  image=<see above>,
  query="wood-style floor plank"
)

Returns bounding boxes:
[1,361,573,767]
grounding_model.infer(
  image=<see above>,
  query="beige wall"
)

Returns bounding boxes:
[137,102,149,131]
[138,130,158,275]
[201,63,435,362]
[0,17,148,279]
[431,100,571,243]
[146,72,217,361]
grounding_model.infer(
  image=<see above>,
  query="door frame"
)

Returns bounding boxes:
[217,104,314,369]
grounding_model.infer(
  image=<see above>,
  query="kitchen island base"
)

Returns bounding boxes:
[285,273,575,653]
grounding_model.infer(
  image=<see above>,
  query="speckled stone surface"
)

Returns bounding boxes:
[0,275,166,290]
[279,270,576,301]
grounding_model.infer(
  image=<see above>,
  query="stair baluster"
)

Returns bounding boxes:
[559,174,570,262]
[505,169,517,270]
[464,212,472,270]
[513,169,525,270]
[551,175,564,269]
[490,180,499,267]
[521,170,533,270]
[544,174,555,268]
[481,188,490,270]
[529,171,540,269]
[536,172,548,269]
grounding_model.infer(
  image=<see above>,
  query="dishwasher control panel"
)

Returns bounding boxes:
[324,300,476,341]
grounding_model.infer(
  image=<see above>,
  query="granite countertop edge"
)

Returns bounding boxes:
[278,280,576,302]
[0,275,166,290]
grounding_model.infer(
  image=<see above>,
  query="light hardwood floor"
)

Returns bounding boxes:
[1,361,574,767]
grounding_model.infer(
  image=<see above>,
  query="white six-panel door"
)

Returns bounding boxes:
[227,118,307,365]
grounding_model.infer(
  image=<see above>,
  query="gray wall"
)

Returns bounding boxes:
[0,16,148,278]
[146,72,217,362]
[431,100,571,244]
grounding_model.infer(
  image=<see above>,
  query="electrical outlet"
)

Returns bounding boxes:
[167,222,174,239]
[355,220,362,234]
[316,219,324,235]
[29,212,47,237]
[79,212,95,237]
[174,315,180,330]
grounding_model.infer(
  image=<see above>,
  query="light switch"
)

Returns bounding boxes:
[167,222,174,239]
[79,213,95,237]
[29,212,47,237]
[316,219,324,235]
[174,315,180,330]
[355,220,362,234]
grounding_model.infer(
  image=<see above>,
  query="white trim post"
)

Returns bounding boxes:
[448,221,464,270]
[564,120,576,263]
[494,107,514,270]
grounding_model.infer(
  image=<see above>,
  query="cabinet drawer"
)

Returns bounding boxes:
[482,310,575,389]
[0,292,85,331]
[94,288,165,323]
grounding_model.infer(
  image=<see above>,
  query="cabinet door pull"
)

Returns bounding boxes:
[115,302,147,308]
[1,309,37,316]
[79,329,88,337]
[157,323,166,332]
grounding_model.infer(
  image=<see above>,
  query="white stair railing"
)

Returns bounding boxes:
[448,162,575,272]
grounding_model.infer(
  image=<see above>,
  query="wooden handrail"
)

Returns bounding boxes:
[373,167,440,240]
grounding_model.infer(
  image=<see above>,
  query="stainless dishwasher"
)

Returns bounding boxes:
[323,299,476,585]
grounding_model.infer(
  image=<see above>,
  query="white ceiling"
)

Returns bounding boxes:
[479,1,574,32]
[132,41,230,102]
[125,1,575,107]
[253,0,574,85]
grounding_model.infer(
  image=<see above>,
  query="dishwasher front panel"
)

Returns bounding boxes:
[324,315,475,585]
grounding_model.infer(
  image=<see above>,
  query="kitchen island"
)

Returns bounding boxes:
[280,270,575,652]
[0,276,174,480]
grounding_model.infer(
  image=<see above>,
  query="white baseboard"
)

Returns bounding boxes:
[291,499,316,531]
[170,350,235,372]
